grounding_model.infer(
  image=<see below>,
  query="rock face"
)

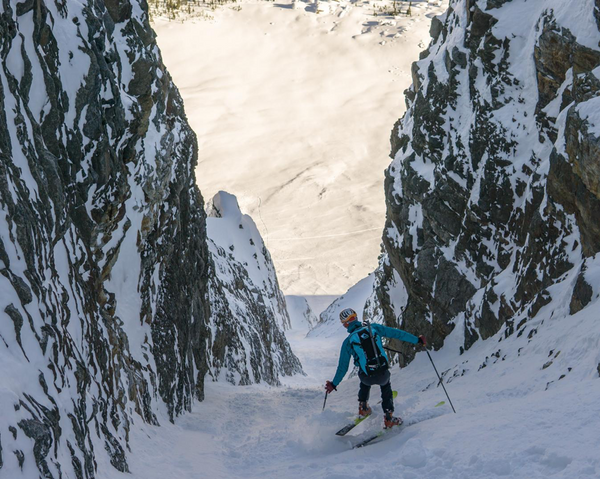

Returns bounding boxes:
[206,192,302,385]
[0,2,300,477]
[372,0,600,362]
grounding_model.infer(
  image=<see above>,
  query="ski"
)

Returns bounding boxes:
[352,422,402,448]
[350,401,450,448]
[335,415,370,436]
[335,391,398,437]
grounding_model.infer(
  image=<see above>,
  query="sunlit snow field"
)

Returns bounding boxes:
[153,0,448,296]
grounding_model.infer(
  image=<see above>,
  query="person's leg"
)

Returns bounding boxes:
[376,370,402,427]
[357,371,373,416]
[380,375,394,413]
[373,369,392,411]
[358,371,371,403]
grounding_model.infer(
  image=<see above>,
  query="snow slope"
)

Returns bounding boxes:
[103,2,600,477]
[308,273,376,337]
[286,295,318,330]
[153,0,449,296]
[100,290,600,478]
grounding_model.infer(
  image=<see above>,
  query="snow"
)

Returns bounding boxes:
[207,190,277,291]
[577,95,600,138]
[207,190,291,331]
[153,0,449,296]
[97,283,600,479]
[309,273,377,338]
[286,295,318,329]
[126,10,594,474]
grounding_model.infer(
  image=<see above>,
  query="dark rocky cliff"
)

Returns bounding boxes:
[0,1,299,477]
[0,0,210,475]
[373,0,600,363]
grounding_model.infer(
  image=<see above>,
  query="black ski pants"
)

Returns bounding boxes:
[357,368,394,413]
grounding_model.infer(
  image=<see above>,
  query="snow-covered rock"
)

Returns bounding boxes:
[0,2,300,478]
[309,274,376,338]
[206,191,303,385]
[370,0,600,365]
[0,1,209,476]
[286,295,318,330]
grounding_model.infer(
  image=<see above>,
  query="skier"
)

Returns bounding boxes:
[325,308,426,429]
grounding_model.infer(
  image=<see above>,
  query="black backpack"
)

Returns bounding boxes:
[353,324,388,376]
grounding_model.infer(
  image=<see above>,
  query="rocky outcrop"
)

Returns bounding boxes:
[373,0,600,361]
[0,0,210,476]
[206,192,302,385]
[0,2,300,478]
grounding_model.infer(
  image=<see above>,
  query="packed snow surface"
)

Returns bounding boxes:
[101,295,600,479]
[153,0,448,296]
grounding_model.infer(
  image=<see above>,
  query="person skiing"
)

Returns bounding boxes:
[325,308,426,429]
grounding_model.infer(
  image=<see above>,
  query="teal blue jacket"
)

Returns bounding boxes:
[331,321,419,386]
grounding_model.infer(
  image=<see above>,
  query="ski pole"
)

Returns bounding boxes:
[384,346,457,413]
[425,349,457,414]
[322,390,328,411]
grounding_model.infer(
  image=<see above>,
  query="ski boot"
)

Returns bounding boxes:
[384,410,403,429]
[358,401,372,418]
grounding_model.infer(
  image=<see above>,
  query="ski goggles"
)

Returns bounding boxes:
[340,312,357,324]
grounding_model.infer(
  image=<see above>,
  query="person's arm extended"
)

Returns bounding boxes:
[372,323,419,344]
[331,339,352,387]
